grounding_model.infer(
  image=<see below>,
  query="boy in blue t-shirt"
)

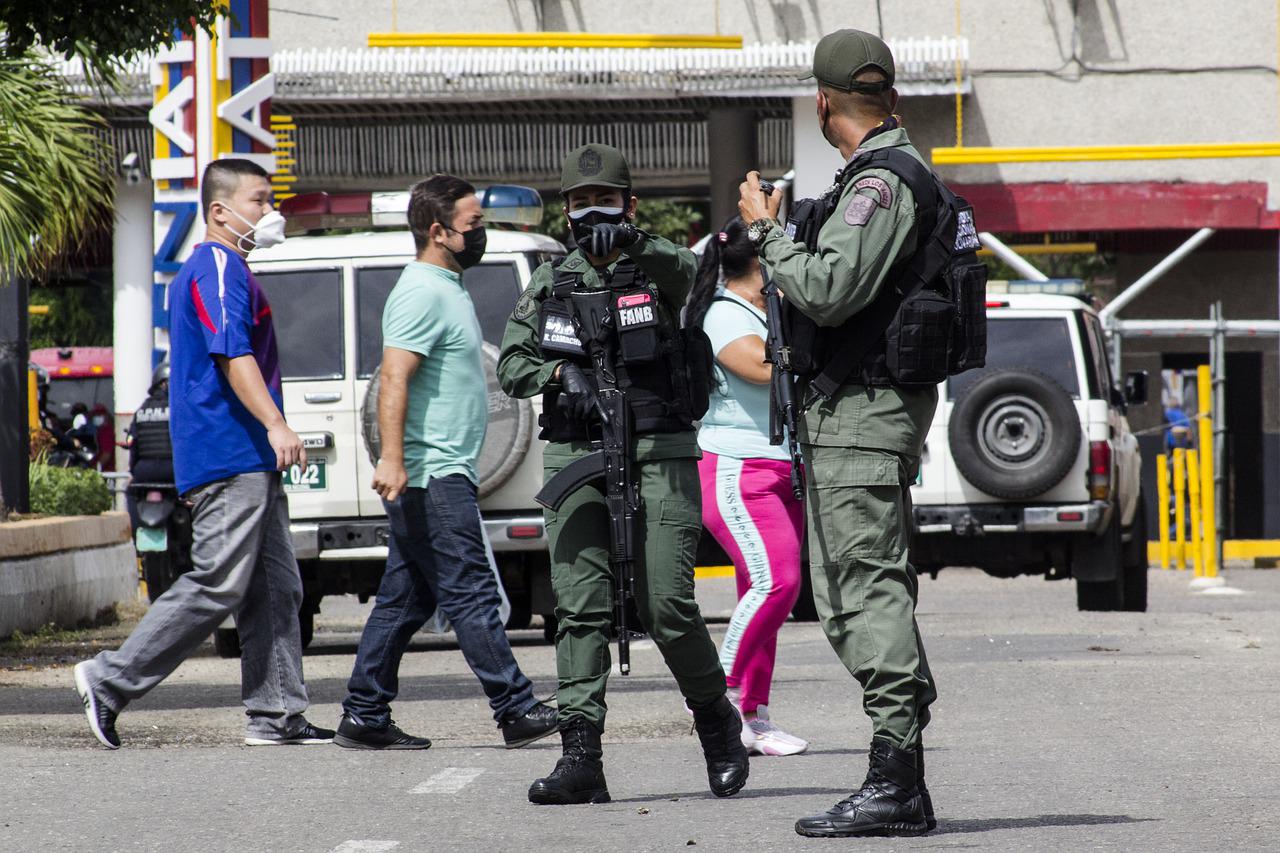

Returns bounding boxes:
[74,159,332,749]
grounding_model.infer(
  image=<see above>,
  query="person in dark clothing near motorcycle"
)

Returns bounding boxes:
[127,363,175,487]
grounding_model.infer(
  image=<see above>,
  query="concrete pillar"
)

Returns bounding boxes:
[0,275,30,513]
[707,107,758,232]
[112,178,154,474]
[790,95,844,201]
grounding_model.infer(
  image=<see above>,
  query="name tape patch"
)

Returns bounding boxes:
[540,312,586,356]
[953,207,980,253]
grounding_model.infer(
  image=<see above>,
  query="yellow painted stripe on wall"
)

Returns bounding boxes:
[695,565,736,580]
[1147,540,1280,562]
[933,142,1280,165]
[368,32,744,50]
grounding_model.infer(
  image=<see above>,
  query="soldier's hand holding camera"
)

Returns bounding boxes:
[556,363,605,422]
[577,222,639,258]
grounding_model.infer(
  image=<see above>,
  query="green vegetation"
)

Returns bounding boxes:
[28,283,113,348]
[28,463,112,516]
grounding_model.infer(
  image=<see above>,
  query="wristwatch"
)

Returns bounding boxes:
[747,217,778,245]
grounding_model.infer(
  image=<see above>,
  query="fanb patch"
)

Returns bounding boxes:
[844,176,893,226]
[513,288,538,320]
[578,148,603,177]
[614,290,657,330]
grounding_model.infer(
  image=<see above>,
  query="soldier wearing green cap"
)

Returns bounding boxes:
[498,142,749,806]
[739,29,941,838]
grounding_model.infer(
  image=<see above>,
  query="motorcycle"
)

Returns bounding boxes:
[127,481,193,602]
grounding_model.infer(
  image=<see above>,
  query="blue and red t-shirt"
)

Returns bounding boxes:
[167,242,283,493]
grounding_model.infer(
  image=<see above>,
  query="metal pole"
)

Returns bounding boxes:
[1213,301,1227,572]
[1099,227,1216,323]
[112,178,155,475]
[0,274,30,514]
[978,232,1049,282]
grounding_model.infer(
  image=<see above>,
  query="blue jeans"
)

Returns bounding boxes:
[343,474,537,727]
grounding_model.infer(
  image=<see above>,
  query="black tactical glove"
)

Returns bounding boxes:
[556,363,604,422]
[577,222,639,258]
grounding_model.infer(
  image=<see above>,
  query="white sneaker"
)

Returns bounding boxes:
[740,705,808,756]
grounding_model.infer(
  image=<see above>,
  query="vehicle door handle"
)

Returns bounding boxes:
[304,392,342,404]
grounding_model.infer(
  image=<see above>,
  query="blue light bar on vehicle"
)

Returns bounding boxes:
[478,184,544,226]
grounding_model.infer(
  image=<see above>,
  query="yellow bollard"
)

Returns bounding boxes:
[1156,454,1171,569]
[1187,449,1203,577]
[28,367,39,433]
[1197,365,1218,578]
[1172,447,1187,570]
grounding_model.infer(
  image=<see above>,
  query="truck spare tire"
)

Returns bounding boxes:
[361,343,533,498]
[948,368,1081,500]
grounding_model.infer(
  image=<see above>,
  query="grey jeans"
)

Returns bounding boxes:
[83,471,310,738]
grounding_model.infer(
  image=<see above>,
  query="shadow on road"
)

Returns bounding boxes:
[611,786,852,803]
[937,814,1155,834]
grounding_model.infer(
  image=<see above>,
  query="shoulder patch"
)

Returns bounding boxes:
[844,176,894,226]
[513,288,539,320]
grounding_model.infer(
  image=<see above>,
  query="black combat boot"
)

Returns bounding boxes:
[527,717,610,805]
[794,739,928,837]
[918,744,936,831]
[688,694,750,798]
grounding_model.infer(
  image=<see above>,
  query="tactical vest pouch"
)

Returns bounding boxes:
[946,201,988,373]
[784,196,831,253]
[680,327,714,421]
[884,286,955,386]
[539,301,586,358]
[612,289,660,364]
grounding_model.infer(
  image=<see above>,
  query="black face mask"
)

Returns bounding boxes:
[566,205,627,247]
[448,226,487,270]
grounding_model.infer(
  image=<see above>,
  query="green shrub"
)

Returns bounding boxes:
[28,464,112,516]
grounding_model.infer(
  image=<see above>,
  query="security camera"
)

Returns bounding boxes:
[121,151,142,186]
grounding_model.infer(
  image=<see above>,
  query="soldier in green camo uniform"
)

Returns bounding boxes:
[498,142,749,806]
[738,30,940,838]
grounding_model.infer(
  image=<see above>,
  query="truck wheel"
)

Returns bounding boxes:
[1076,516,1125,611]
[1121,493,1149,613]
[505,594,533,630]
[949,369,1081,499]
[141,553,175,603]
[791,563,819,622]
[542,613,558,645]
[213,627,241,658]
[362,345,534,497]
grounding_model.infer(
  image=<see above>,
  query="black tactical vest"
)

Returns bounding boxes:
[536,258,707,442]
[131,389,172,461]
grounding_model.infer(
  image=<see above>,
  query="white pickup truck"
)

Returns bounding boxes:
[909,290,1149,611]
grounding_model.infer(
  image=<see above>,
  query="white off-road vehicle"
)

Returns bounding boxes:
[909,286,1149,611]
[234,187,563,651]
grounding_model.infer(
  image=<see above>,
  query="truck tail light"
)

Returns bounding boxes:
[1088,440,1111,500]
[507,524,544,540]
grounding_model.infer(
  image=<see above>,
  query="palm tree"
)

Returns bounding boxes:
[0,51,113,278]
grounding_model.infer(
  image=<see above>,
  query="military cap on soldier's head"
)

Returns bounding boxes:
[802,29,896,94]
[561,143,632,195]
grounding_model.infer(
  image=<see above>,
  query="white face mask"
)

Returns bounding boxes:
[221,206,287,251]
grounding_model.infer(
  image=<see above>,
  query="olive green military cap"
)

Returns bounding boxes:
[802,28,895,93]
[561,143,631,194]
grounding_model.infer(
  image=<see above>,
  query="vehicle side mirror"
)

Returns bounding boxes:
[1124,370,1149,405]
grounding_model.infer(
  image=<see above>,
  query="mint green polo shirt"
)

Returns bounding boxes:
[381,261,487,486]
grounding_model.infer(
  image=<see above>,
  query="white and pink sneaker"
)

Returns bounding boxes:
[740,705,809,756]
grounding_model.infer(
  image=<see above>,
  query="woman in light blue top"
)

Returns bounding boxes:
[686,217,808,756]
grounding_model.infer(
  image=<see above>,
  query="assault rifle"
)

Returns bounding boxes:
[762,265,805,501]
[533,289,641,675]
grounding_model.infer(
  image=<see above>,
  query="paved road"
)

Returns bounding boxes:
[2,566,1278,852]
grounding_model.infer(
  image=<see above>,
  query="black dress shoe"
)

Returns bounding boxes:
[528,716,610,805]
[333,715,431,750]
[688,694,750,798]
[795,740,928,838]
[501,701,559,749]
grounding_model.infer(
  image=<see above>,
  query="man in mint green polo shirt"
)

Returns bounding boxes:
[335,174,557,752]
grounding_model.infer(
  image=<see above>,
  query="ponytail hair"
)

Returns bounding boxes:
[685,216,757,330]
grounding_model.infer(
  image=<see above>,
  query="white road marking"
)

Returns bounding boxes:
[329,842,400,853]
[409,767,485,794]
